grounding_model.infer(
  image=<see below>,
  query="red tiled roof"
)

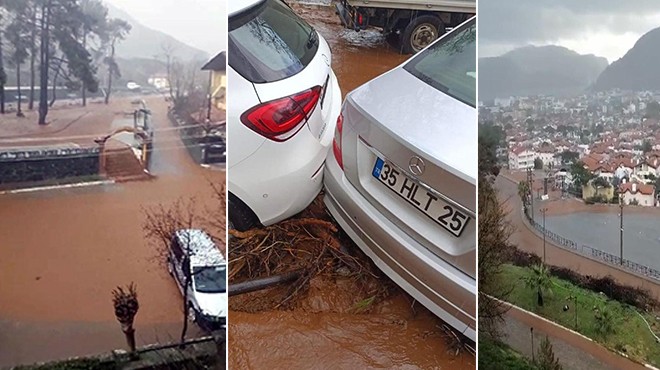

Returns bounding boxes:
[619,182,655,196]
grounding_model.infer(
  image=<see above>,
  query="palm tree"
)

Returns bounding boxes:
[112,283,140,355]
[518,180,530,207]
[536,335,562,370]
[523,263,552,306]
[593,305,615,338]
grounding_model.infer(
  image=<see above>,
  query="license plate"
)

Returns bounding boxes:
[372,157,470,237]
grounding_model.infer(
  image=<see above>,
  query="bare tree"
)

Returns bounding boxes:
[103,18,130,104]
[160,42,178,102]
[143,199,199,345]
[478,178,514,339]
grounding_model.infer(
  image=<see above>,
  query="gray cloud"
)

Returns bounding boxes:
[479,0,660,46]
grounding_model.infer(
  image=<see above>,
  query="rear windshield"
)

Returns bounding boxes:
[229,0,319,83]
[403,18,476,107]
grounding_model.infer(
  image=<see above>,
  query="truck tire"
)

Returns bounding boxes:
[401,15,445,54]
[386,31,401,51]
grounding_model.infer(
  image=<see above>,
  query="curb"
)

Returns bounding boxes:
[0,180,115,195]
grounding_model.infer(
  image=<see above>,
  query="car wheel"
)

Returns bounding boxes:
[228,193,260,232]
[167,257,174,276]
[187,305,197,323]
[401,15,445,54]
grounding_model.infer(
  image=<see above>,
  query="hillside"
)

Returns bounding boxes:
[594,27,660,91]
[479,45,608,100]
[105,2,209,62]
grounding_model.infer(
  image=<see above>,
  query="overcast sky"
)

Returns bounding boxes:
[105,0,227,55]
[479,0,660,63]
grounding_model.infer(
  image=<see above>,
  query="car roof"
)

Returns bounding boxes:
[229,0,265,16]
[174,229,226,266]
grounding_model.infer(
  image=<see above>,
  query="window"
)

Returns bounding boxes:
[404,18,476,107]
[229,0,319,83]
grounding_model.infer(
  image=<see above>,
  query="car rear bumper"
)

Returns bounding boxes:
[323,155,476,341]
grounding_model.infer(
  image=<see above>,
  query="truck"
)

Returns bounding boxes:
[335,0,475,54]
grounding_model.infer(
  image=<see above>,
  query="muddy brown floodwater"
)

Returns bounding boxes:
[228,4,474,369]
[0,96,225,367]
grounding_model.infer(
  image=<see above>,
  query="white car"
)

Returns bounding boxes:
[323,18,476,341]
[227,0,341,230]
[167,229,227,330]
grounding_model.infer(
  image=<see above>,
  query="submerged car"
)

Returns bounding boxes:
[167,229,227,330]
[227,0,341,231]
[323,17,476,341]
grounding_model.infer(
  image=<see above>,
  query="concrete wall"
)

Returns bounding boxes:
[0,147,100,185]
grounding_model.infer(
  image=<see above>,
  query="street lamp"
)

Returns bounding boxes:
[540,207,548,263]
[530,327,535,362]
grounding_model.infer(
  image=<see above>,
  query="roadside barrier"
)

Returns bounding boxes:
[524,208,660,281]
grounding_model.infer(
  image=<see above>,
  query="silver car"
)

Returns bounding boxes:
[323,17,476,341]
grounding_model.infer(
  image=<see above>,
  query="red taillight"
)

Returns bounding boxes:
[357,13,363,25]
[241,86,322,142]
[333,113,344,170]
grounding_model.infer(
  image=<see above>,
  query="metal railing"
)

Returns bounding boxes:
[524,208,660,281]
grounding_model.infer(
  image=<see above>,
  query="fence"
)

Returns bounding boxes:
[0,147,100,184]
[524,207,660,281]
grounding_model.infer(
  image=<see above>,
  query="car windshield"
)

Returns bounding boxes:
[403,18,476,107]
[229,0,319,83]
[193,265,227,294]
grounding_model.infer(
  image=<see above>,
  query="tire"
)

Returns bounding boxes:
[228,193,260,232]
[400,15,445,54]
[386,31,401,51]
[167,257,174,276]
[188,305,198,322]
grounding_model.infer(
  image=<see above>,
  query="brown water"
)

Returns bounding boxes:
[0,96,225,367]
[228,5,473,369]
[294,4,408,98]
[230,276,474,369]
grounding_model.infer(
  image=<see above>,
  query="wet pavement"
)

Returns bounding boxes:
[0,96,225,367]
[540,211,660,271]
[496,174,660,300]
[228,4,474,369]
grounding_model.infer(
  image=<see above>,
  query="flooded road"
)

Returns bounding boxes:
[293,3,407,98]
[0,97,225,367]
[229,4,474,369]
[543,211,660,271]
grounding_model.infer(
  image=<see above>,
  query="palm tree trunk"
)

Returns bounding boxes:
[537,289,544,306]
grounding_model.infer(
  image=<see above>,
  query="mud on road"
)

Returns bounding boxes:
[0,96,226,367]
[228,4,474,369]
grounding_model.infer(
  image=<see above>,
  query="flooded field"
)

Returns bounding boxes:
[0,97,224,367]
[228,4,474,369]
[543,211,660,271]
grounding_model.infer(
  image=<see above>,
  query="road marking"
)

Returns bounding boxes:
[0,180,115,195]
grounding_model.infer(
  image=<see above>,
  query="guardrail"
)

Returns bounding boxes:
[524,208,660,281]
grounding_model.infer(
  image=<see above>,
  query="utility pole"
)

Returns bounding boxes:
[541,207,548,263]
[619,191,624,265]
[527,168,534,221]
